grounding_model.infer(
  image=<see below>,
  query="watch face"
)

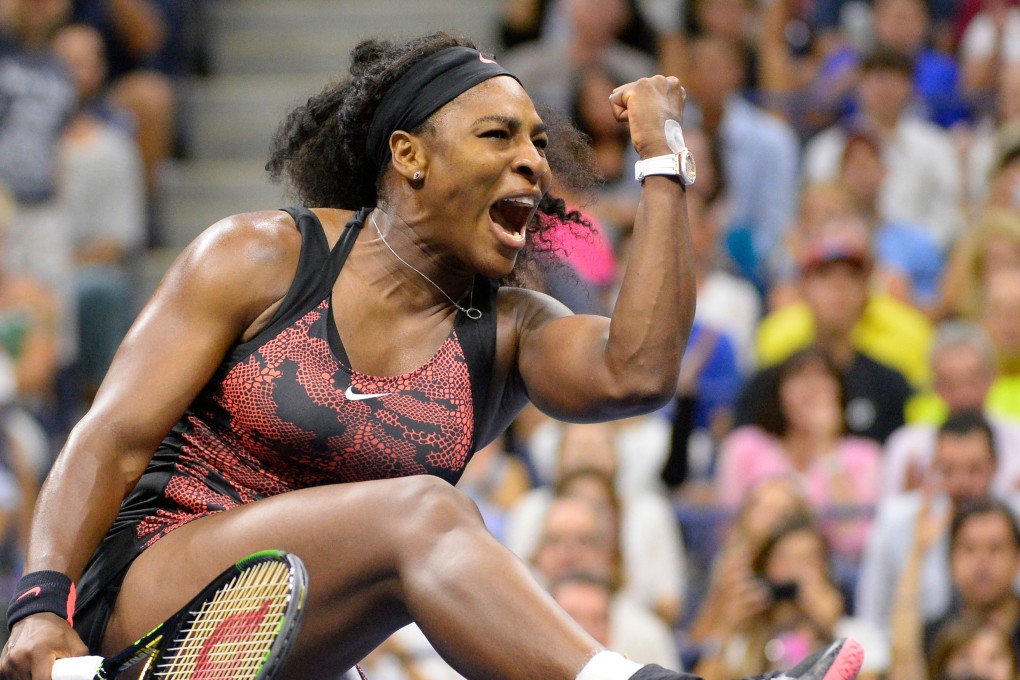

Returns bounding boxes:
[680,149,697,185]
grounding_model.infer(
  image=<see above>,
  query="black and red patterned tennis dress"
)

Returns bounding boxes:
[73,207,526,650]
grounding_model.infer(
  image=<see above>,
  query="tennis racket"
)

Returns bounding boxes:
[52,549,308,680]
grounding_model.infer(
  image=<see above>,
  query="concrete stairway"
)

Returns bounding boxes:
[154,0,505,253]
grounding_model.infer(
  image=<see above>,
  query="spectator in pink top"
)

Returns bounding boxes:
[716,347,881,563]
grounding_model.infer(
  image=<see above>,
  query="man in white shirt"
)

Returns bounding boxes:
[802,48,964,250]
[857,411,1020,629]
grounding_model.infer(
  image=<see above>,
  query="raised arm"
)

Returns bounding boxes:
[888,493,949,680]
[515,76,694,421]
[0,210,301,679]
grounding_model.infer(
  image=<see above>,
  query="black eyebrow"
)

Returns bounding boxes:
[475,115,548,136]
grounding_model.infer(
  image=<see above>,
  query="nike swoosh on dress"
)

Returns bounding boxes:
[345,385,393,401]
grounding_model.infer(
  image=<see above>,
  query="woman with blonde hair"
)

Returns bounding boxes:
[938,209,1020,321]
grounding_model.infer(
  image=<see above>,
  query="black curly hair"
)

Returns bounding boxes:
[266,31,602,285]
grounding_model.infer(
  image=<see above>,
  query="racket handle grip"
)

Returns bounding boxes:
[51,655,105,680]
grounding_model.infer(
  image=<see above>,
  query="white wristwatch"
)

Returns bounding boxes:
[634,119,696,186]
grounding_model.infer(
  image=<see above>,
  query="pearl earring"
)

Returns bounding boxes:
[412,171,422,181]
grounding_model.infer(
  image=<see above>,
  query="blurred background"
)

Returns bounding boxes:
[4,1,1020,679]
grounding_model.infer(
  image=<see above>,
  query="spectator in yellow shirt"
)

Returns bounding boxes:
[742,218,926,442]
[755,217,934,390]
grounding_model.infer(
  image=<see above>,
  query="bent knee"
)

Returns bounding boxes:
[389,476,484,541]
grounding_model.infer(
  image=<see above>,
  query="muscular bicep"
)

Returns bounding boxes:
[511,290,639,422]
[81,213,299,482]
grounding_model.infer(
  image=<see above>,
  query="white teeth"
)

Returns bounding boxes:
[504,196,536,208]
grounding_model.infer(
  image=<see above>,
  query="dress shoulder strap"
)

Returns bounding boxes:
[265,207,367,328]
[455,277,499,452]
[322,207,370,284]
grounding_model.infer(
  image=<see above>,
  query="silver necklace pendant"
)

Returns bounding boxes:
[372,212,482,321]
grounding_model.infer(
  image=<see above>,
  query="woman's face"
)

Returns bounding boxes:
[764,528,828,585]
[945,627,1016,680]
[412,76,552,279]
[778,361,842,438]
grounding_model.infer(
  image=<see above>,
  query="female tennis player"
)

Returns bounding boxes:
[0,32,862,680]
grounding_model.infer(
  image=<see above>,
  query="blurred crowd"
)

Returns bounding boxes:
[2,0,1020,679]
[0,0,201,629]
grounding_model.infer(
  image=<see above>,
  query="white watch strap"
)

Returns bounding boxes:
[634,154,680,182]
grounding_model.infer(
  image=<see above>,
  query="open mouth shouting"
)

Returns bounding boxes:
[488,193,541,249]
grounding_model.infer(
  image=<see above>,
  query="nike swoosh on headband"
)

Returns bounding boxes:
[345,385,393,401]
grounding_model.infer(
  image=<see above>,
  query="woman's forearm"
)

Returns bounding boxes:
[604,176,694,399]
[23,420,139,578]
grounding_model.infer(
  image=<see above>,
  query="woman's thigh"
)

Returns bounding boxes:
[103,476,459,677]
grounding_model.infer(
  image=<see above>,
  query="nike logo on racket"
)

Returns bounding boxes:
[345,385,392,401]
[15,586,41,601]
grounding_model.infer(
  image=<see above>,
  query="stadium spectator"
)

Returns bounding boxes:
[856,410,1016,629]
[69,0,193,191]
[500,0,656,119]
[496,0,660,59]
[810,0,969,130]
[692,517,884,680]
[52,23,146,399]
[958,0,1020,106]
[978,267,1020,379]
[686,189,761,376]
[835,134,944,311]
[719,347,881,565]
[962,67,1020,211]
[550,572,682,667]
[939,210,1020,322]
[802,48,965,250]
[685,477,814,650]
[744,220,920,442]
[0,0,78,389]
[926,614,1018,680]
[530,494,682,668]
[984,127,1020,213]
[457,434,532,544]
[507,422,687,623]
[888,497,1020,679]
[683,33,800,287]
[883,321,1020,498]
[0,188,55,557]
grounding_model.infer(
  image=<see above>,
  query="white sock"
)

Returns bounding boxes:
[576,650,645,680]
